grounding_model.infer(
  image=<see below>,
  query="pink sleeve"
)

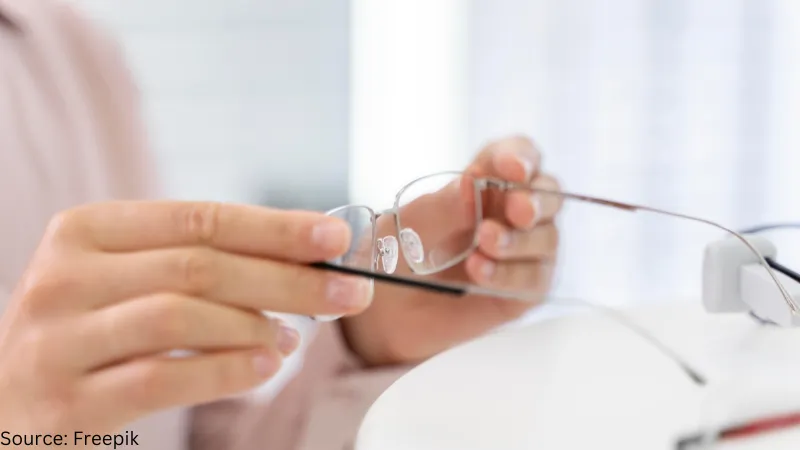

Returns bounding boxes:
[56,3,163,201]
[190,323,413,450]
[0,1,181,448]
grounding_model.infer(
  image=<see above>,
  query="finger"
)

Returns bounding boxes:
[504,190,539,229]
[391,175,478,251]
[93,248,374,316]
[477,221,559,261]
[84,348,281,428]
[71,293,300,371]
[464,252,556,303]
[531,174,564,220]
[64,201,351,261]
[467,136,541,183]
[504,174,563,229]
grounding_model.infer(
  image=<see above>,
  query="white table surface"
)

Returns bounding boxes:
[356,302,800,450]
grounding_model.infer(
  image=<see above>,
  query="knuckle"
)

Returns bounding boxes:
[543,224,560,253]
[102,307,129,358]
[18,265,79,312]
[149,296,191,344]
[44,209,84,244]
[45,210,79,239]
[175,249,217,294]
[248,314,273,346]
[181,202,222,244]
[21,327,56,373]
[211,352,268,393]
[271,213,298,245]
[21,326,47,354]
[129,361,169,402]
[274,264,316,304]
[4,330,79,429]
[210,359,241,393]
[36,385,79,430]
[294,266,330,306]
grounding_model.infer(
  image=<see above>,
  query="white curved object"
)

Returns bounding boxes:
[356,303,800,450]
[702,235,800,327]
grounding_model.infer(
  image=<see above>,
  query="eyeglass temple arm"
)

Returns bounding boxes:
[309,262,466,295]
[478,177,800,315]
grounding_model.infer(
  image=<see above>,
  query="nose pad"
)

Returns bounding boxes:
[378,236,399,274]
[399,228,425,264]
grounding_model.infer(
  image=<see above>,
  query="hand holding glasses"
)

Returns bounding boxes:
[317,171,563,310]
[311,170,800,448]
[315,170,794,315]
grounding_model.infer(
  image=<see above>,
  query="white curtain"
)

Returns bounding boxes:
[352,0,800,307]
[470,0,799,214]
[469,0,800,306]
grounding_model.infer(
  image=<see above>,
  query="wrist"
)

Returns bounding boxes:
[339,285,432,367]
[338,313,392,367]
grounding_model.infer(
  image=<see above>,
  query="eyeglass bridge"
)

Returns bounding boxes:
[375,228,425,275]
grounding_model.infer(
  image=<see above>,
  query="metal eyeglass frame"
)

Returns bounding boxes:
[318,170,797,314]
[311,170,800,447]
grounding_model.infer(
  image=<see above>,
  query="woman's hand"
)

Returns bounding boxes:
[342,136,562,365]
[0,201,372,436]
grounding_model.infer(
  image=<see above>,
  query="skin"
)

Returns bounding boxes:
[341,136,563,365]
[0,202,373,436]
[0,135,561,438]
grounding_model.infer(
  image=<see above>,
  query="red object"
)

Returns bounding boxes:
[721,412,800,441]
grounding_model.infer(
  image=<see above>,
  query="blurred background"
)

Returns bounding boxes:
[76,0,800,310]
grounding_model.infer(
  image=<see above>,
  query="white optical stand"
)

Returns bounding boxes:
[355,235,800,450]
[702,234,800,327]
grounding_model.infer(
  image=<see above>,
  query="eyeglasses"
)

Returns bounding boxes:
[309,170,800,447]
[314,170,795,314]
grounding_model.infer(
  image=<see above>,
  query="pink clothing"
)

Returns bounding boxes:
[0,1,409,448]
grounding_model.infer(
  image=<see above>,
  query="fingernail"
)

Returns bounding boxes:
[327,276,374,310]
[480,225,510,251]
[312,219,350,252]
[518,155,534,180]
[481,260,496,280]
[528,194,542,228]
[252,351,278,379]
[277,324,301,356]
